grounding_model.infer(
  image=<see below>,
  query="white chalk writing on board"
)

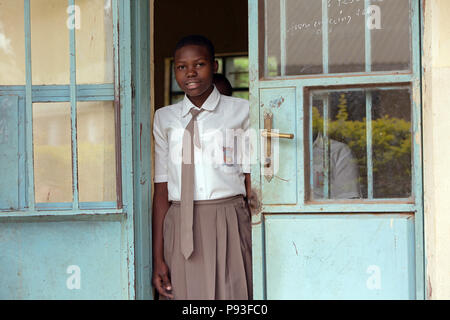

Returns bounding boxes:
[287,0,384,36]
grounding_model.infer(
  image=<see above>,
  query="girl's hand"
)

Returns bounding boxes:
[152,260,174,299]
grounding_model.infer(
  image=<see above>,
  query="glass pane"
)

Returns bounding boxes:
[263,0,413,76]
[232,91,249,100]
[170,61,181,92]
[0,0,25,85]
[76,0,114,84]
[31,0,70,85]
[265,0,281,76]
[33,103,72,203]
[225,56,249,89]
[217,58,223,74]
[371,0,411,71]
[309,87,412,201]
[77,101,116,202]
[371,89,412,198]
[328,0,365,73]
[285,0,322,75]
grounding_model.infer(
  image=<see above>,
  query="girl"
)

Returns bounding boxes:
[152,35,252,300]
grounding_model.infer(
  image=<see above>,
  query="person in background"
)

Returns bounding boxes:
[213,73,233,97]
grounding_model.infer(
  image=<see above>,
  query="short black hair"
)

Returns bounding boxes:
[174,35,215,62]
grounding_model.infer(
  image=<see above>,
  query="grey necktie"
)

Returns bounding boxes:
[180,107,202,260]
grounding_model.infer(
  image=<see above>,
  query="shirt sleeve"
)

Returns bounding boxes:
[153,110,169,183]
[331,144,361,199]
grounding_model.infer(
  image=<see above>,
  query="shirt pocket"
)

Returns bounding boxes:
[221,146,241,173]
[200,129,225,168]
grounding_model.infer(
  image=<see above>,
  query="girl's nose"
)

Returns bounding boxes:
[187,66,197,77]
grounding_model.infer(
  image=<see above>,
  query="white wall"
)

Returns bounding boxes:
[423,0,450,300]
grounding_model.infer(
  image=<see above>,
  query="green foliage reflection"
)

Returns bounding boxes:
[312,98,412,198]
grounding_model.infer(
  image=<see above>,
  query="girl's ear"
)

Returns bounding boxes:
[213,59,219,73]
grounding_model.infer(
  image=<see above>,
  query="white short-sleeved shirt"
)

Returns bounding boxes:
[312,135,361,200]
[153,86,250,201]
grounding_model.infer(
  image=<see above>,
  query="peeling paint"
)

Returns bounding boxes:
[427,275,432,299]
[249,187,262,223]
[269,96,285,109]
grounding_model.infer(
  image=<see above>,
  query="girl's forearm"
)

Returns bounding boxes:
[244,173,251,199]
[152,183,170,264]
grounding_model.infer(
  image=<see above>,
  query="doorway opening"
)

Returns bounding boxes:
[150,0,249,299]
[153,0,249,112]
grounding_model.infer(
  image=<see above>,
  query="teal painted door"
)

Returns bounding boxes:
[0,0,152,299]
[249,0,424,299]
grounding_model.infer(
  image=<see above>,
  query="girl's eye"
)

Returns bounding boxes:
[176,65,185,70]
[196,63,205,67]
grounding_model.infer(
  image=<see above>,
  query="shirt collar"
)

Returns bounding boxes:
[181,85,221,118]
[313,133,323,147]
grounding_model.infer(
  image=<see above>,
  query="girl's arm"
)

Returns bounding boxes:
[244,173,251,199]
[244,173,252,215]
[152,182,174,299]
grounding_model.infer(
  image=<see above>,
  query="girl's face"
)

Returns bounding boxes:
[174,44,218,107]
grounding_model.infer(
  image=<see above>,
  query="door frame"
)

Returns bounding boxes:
[131,0,153,300]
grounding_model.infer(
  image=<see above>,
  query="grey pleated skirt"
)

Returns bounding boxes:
[162,195,252,300]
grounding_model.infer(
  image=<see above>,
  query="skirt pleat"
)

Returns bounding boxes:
[162,195,252,300]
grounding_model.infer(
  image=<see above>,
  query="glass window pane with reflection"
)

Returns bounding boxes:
[77,101,117,203]
[371,0,411,71]
[225,57,249,89]
[232,91,249,100]
[76,0,114,84]
[309,87,412,201]
[0,0,25,85]
[31,0,70,85]
[33,103,73,203]
[263,0,412,77]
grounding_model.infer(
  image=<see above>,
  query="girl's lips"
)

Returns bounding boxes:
[185,81,201,89]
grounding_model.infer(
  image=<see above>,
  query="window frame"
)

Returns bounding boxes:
[0,0,133,217]
[305,84,415,203]
[262,0,414,79]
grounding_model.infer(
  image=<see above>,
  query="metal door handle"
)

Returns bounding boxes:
[262,112,294,181]
[261,132,294,139]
